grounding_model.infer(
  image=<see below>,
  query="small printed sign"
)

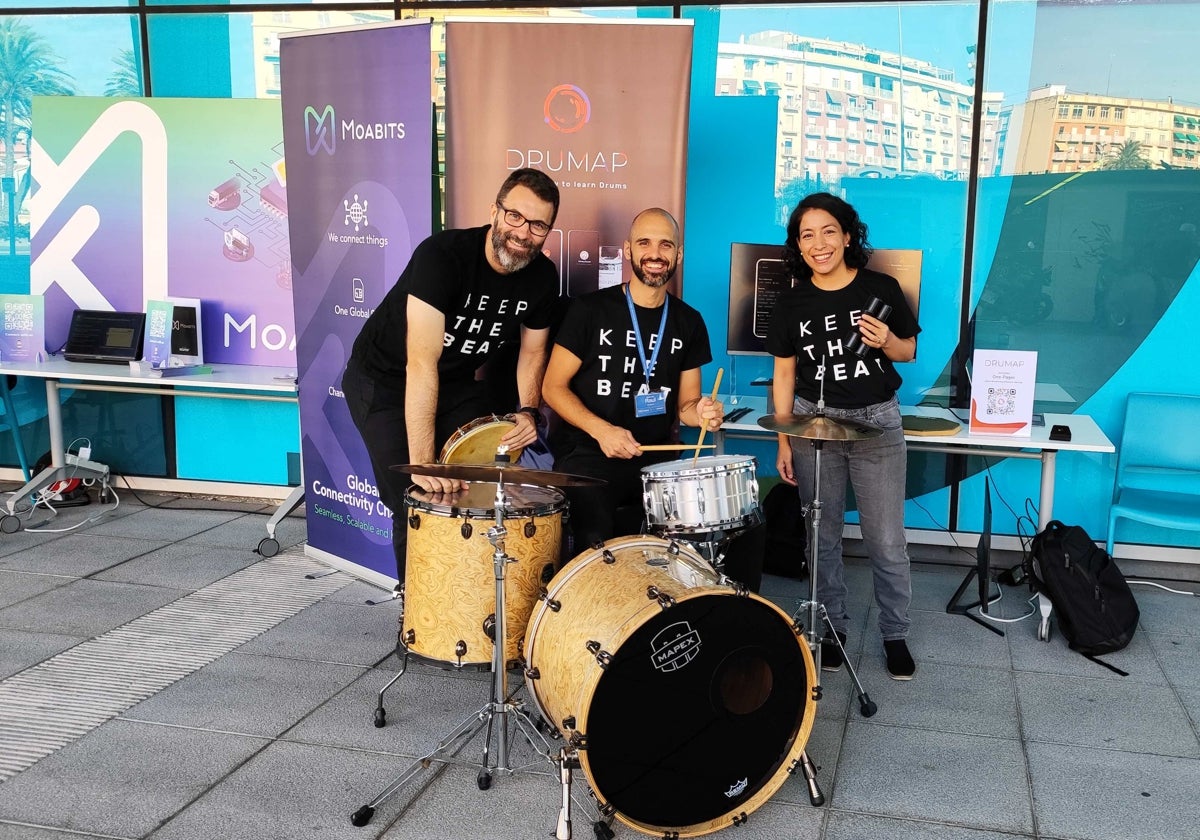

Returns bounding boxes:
[969,349,1038,437]
[0,294,45,363]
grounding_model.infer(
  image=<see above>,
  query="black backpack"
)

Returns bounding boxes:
[761,483,807,579]
[1029,520,1139,664]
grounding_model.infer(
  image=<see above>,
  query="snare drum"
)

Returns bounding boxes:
[524,536,815,837]
[642,455,761,539]
[439,415,523,465]
[402,482,564,669]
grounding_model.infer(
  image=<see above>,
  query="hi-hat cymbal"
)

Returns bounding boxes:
[391,462,606,487]
[758,413,884,441]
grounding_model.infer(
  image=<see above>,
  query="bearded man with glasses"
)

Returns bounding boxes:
[343,168,563,590]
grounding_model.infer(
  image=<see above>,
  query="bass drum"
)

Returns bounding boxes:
[523,536,815,837]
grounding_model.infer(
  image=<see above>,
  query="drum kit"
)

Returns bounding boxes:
[352,404,884,837]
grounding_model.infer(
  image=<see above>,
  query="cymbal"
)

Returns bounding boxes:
[758,413,884,441]
[391,462,606,487]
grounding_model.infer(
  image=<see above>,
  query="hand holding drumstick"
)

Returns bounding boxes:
[692,368,724,465]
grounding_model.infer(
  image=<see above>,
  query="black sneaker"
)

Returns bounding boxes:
[884,639,916,680]
[821,631,848,672]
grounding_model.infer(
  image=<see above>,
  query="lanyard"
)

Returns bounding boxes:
[625,284,669,388]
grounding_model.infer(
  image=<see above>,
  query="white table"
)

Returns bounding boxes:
[715,396,1116,639]
[0,357,298,542]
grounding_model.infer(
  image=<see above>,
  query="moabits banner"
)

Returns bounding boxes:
[29,97,294,365]
[280,20,433,584]
[445,19,693,297]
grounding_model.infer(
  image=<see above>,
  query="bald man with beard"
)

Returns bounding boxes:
[543,208,764,591]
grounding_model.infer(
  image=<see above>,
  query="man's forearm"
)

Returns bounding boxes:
[515,345,548,409]
[405,363,439,464]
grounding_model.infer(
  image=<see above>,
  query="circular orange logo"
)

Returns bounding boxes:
[544,84,591,134]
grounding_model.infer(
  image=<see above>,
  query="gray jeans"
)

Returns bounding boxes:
[789,395,912,641]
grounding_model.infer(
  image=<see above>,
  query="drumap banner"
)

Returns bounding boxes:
[280,20,433,583]
[444,19,693,297]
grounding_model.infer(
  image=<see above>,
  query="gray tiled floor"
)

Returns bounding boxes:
[0,486,1198,840]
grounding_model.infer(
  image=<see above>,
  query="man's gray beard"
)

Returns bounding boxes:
[632,261,675,288]
[491,225,536,273]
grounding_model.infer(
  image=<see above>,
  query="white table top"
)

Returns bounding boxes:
[718,396,1114,454]
[0,357,298,395]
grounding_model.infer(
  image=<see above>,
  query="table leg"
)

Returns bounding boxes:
[47,380,65,468]
[1036,450,1057,641]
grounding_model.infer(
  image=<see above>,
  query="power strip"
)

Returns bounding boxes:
[64,452,110,478]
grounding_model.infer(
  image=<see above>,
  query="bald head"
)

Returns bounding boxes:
[629,208,679,242]
[625,208,681,289]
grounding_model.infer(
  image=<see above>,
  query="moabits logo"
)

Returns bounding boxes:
[543,84,591,134]
[304,104,404,156]
[305,105,336,156]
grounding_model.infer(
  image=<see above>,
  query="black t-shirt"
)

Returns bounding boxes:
[765,268,920,408]
[349,225,560,389]
[551,284,712,454]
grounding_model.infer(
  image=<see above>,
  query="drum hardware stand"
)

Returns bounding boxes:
[755,366,881,808]
[551,746,617,840]
[351,474,558,829]
[789,407,878,722]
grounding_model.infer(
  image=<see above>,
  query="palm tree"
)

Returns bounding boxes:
[0,17,75,254]
[104,47,143,97]
[1100,139,1152,171]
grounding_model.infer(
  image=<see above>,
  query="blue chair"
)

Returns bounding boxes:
[0,375,31,481]
[1107,392,1200,555]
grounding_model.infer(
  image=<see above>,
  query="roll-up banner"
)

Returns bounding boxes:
[445,19,693,296]
[280,20,433,584]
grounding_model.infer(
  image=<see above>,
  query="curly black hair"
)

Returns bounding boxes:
[781,192,872,281]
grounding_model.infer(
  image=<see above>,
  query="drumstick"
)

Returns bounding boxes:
[637,444,715,452]
[692,368,724,466]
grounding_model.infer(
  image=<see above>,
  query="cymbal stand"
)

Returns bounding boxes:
[790,424,878,718]
[782,363,877,808]
[351,473,558,829]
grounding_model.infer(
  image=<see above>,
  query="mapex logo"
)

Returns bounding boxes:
[544,84,591,134]
[650,621,701,672]
[305,105,336,156]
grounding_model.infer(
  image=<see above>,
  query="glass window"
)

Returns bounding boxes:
[0,14,138,276]
[9,0,136,6]
[149,0,387,5]
[147,10,393,97]
[974,0,1200,541]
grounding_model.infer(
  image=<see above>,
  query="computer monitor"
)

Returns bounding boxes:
[727,242,789,356]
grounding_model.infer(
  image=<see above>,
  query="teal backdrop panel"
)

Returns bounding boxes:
[174,394,298,485]
[147,15,233,97]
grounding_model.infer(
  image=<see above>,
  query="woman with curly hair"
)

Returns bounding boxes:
[766,192,921,680]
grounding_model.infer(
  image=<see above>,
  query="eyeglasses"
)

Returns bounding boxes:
[496,201,552,237]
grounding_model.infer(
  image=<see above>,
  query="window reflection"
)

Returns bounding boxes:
[975,0,1200,411]
[711,4,982,222]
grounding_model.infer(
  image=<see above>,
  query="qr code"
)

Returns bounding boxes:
[987,387,1017,416]
[147,308,169,340]
[3,303,33,333]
